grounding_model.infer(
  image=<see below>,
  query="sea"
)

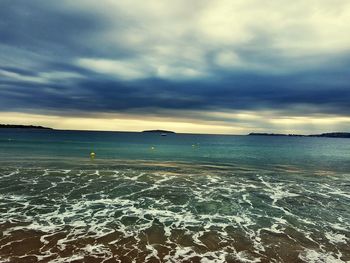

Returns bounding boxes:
[0,129,349,263]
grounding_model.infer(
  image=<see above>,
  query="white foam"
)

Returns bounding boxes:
[81,244,113,258]
[328,190,350,199]
[259,177,299,205]
[235,251,261,263]
[145,244,161,261]
[1,169,19,178]
[299,249,344,263]
[1,165,349,263]
[325,232,349,245]
[164,247,197,262]
[242,193,253,206]
[48,254,85,263]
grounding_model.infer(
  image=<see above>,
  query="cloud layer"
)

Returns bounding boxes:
[0,0,350,132]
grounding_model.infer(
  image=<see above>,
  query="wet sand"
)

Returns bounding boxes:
[1,223,349,262]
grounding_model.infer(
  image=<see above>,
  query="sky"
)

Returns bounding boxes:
[0,0,350,134]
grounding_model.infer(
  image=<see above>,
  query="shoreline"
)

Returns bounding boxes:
[1,124,349,138]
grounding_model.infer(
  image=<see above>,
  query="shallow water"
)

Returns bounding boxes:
[0,130,349,262]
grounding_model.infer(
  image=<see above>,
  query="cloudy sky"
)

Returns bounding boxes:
[1,0,350,134]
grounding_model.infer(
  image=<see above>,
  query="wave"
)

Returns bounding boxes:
[0,161,349,262]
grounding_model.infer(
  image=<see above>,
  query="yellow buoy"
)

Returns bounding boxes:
[90,152,96,159]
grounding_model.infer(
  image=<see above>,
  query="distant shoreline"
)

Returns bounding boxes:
[142,130,175,134]
[248,132,350,138]
[0,124,349,138]
[0,124,53,130]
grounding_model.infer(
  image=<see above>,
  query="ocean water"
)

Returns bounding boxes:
[0,129,349,263]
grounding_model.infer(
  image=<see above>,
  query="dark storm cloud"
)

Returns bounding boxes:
[0,0,106,56]
[0,0,350,119]
[1,66,349,116]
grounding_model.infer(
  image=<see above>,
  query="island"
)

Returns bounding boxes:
[248,132,350,138]
[248,133,305,137]
[0,124,53,130]
[142,130,175,134]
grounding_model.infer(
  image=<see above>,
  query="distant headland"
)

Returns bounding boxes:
[142,130,175,134]
[248,132,350,138]
[0,124,53,130]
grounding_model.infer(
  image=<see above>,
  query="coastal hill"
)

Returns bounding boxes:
[142,130,175,134]
[0,124,53,130]
[249,132,350,138]
[308,132,350,138]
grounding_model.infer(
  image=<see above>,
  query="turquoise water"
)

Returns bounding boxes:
[0,129,349,262]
